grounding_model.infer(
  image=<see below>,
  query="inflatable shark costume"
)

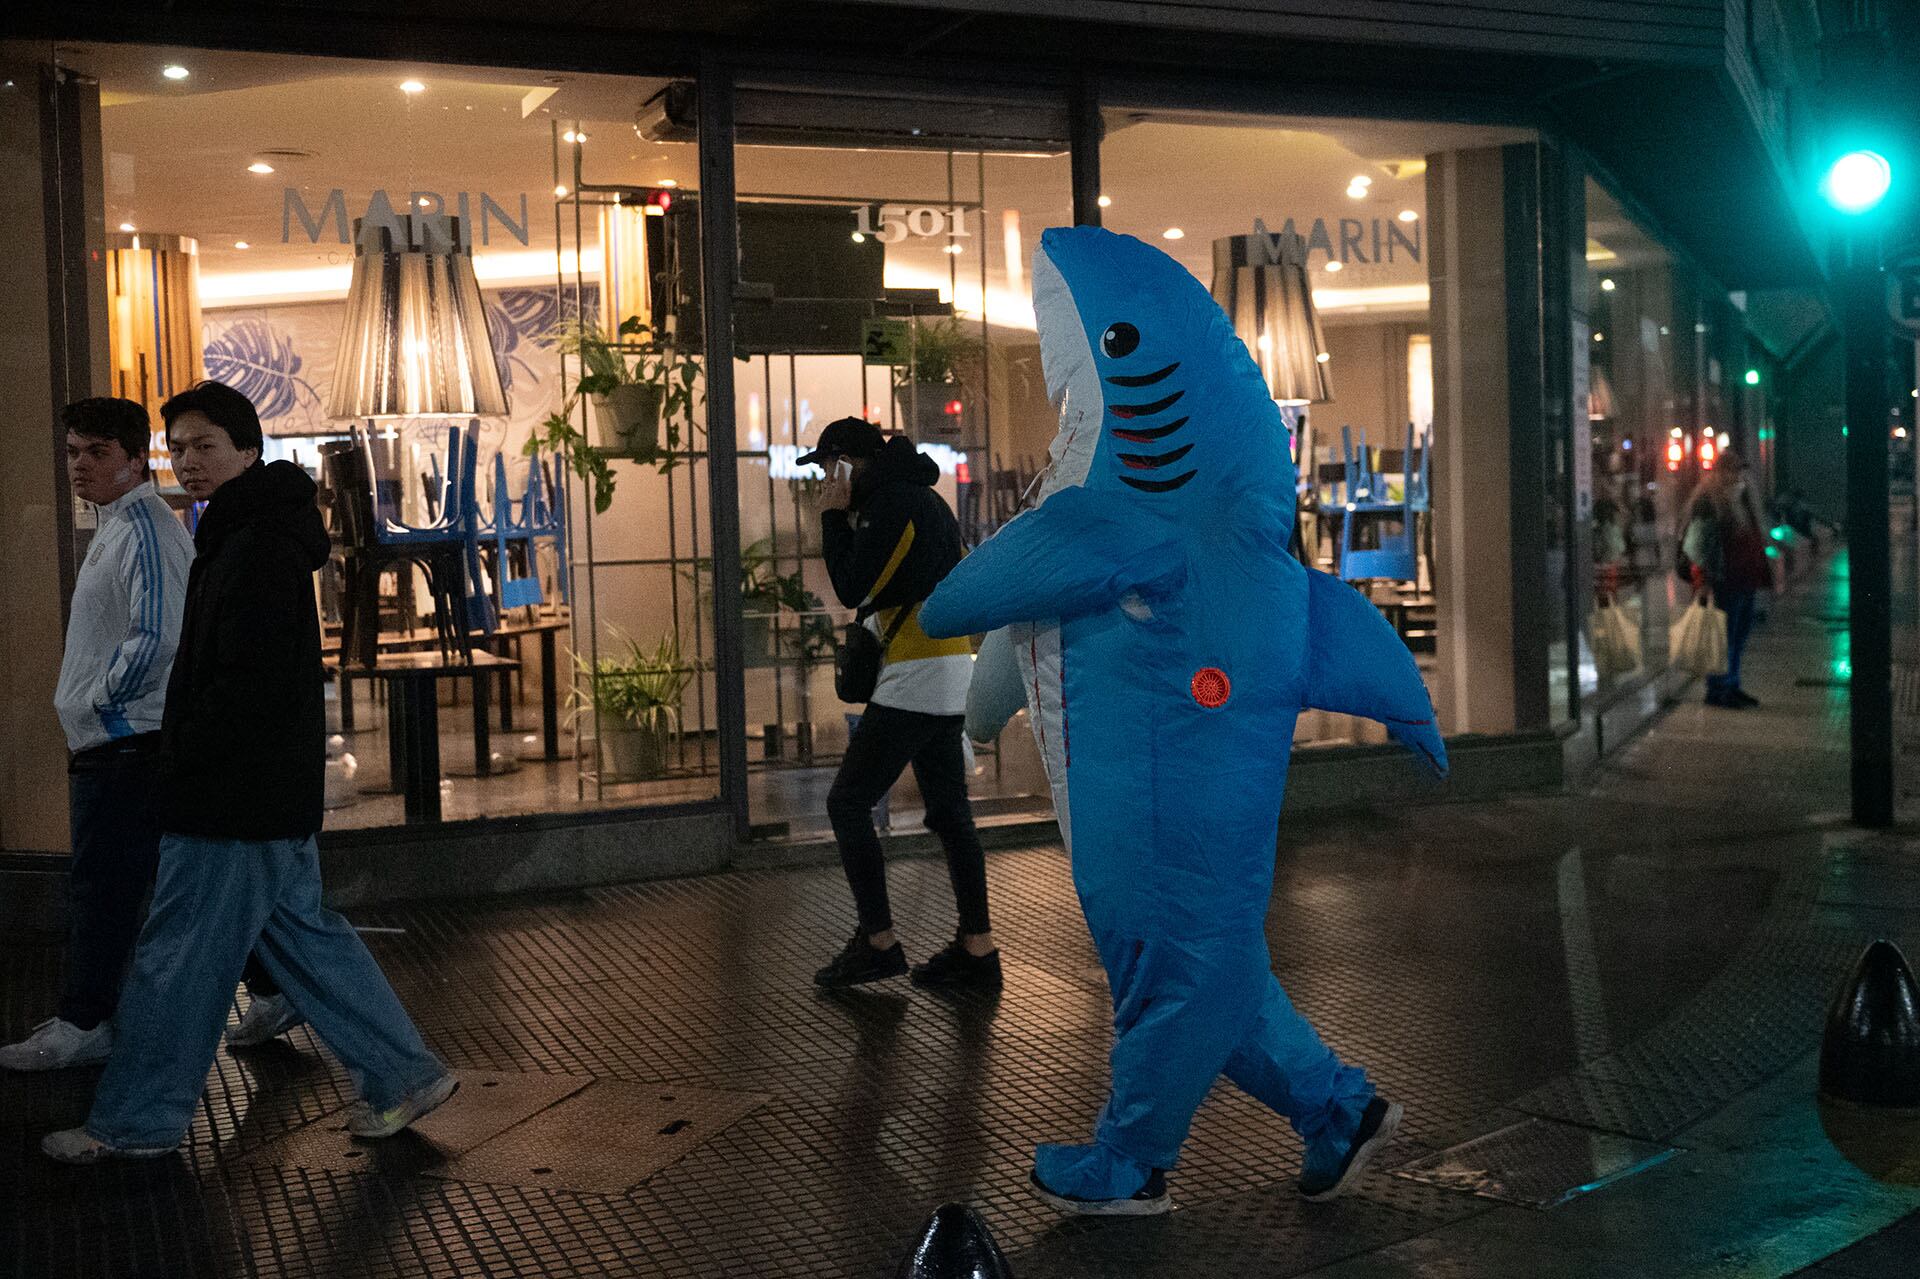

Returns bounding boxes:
[919,226,1448,1209]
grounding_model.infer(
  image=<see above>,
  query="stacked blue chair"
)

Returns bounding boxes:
[1337,423,1418,585]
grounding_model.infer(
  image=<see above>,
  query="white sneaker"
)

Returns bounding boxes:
[225,993,305,1048]
[41,1127,172,1164]
[0,1018,113,1071]
[347,1073,460,1138]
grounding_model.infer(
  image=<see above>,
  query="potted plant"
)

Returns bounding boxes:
[893,316,972,443]
[573,631,692,781]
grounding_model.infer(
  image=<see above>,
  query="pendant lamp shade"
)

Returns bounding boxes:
[1210,221,1332,406]
[328,214,509,420]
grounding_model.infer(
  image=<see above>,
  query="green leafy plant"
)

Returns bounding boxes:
[528,318,705,505]
[571,631,692,733]
[901,316,971,386]
[690,538,837,663]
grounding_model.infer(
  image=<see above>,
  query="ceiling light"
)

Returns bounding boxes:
[1397,210,1418,223]
[399,80,425,94]
[943,244,963,254]
[247,162,275,175]
[1324,260,1343,272]
[1346,186,1368,200]
[554,185,569,197]
[657,178,678,189]
[1351,175,1372,187]
[562,130,587,143]
[851,231,866,243]
[234,241,250,250]
[1162,227,1184,240]
[118,222,135,232]
[1315,352,1331,363]
[161,65,189,81]
[1096,194,1111,208]
[1594,332,1605,342]
[1600,278,1616,291]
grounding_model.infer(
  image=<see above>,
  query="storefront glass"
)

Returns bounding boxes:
[716,82,1073,837]
[1581,177,1680,703]
[1101,109,1540,742]
[54,42,718,827]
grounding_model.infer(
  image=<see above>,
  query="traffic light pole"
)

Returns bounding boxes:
[1843,228,1894,827]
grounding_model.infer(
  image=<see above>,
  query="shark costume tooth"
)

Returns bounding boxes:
[923,226,1447,1203]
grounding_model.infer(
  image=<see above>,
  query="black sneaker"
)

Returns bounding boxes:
[910,937,1004,991]
[1030,1167,1170,1216]
[1299,1097,1403,1201]
[813,930,908,988]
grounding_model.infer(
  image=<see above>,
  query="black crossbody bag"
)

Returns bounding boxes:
[835,604,913,704]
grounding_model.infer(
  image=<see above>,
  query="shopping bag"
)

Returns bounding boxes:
[1668,596,1728,678]
[1591,600,1642,676]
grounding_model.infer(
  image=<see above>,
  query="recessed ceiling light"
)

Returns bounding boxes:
[1347,186,1368,200]
[1594,332,1605,342]
[118,222,135,232]
[562,130,588,144]
[657,178,678,188]
[943,244,963,254]
[234,241,250,249]
[1096,194,1111,208]
[1162,227,1184,240]
[553,184,569,197]
[1324,259,1343,272]
[161,65,189,81]
[1351,174,1372,187]
[851,232,867,243]
[247,162,275,175]
[399,80,425,94]
[1398,209,1418,223]
[1600,278,1616,291]
[1315,352,1331,363]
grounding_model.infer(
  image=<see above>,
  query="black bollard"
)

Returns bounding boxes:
[1819,939,1920,1107]
[895,1204,1014,1279]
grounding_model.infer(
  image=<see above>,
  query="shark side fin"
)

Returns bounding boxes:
[1303,568,1448,777]
[965,626,1027,743]
[920,486,1186,638]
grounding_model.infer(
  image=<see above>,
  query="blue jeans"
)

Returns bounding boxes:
[87,833,444,1150]
[1706,588,1756,697]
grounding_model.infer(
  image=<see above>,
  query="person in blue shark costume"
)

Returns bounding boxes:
[920,226,1448,1215]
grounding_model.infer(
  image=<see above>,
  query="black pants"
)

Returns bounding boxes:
[60,737,275,1031]
[828,702,991,937]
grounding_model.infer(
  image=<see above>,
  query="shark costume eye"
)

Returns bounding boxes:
[1101,323,1140,359]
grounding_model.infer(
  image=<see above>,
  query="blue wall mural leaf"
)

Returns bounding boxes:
[203,318,321,423]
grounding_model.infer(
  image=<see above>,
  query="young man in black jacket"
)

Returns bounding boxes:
[803,418,1001,991]
[43,381,454,1164]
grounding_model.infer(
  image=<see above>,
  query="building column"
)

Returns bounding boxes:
[0,51,105,855]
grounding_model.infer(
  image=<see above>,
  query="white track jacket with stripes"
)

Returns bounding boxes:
[53,481,195,753]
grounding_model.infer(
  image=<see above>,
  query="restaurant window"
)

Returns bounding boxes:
[1101,108,1542,741]
[1582,177,1680,703]
[57,42,716,828]
[722,81,1075,837]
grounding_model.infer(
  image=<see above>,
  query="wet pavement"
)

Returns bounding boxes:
[5,544,1920,1278]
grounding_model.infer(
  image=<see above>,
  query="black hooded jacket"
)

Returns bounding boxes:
[158,461,331,840]
[821,436,964,614]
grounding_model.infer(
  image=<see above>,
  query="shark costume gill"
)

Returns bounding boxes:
[919,226,1449,1208]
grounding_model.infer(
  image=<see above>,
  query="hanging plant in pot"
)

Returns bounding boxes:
[892,316,972,444]
[572,631,692,782]
[549,316,702,461]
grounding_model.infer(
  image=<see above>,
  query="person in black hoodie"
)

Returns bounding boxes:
[43,381,455,1164]
[802,418,1001,991]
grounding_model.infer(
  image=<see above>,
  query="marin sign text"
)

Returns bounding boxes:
[283,188,532,246]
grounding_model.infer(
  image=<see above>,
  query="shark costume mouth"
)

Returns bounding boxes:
[1030,245,1102,502]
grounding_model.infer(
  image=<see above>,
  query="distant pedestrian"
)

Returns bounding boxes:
[804,418,1001,992]
[1682,449,1771,708]
[1,398,287,1074]
[42,381,454,1164]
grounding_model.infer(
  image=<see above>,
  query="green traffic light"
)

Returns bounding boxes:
[1744,369,1761,386]
[1821,150,1892,214]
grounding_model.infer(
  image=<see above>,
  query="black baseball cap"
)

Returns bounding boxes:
[797,417,886,468]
